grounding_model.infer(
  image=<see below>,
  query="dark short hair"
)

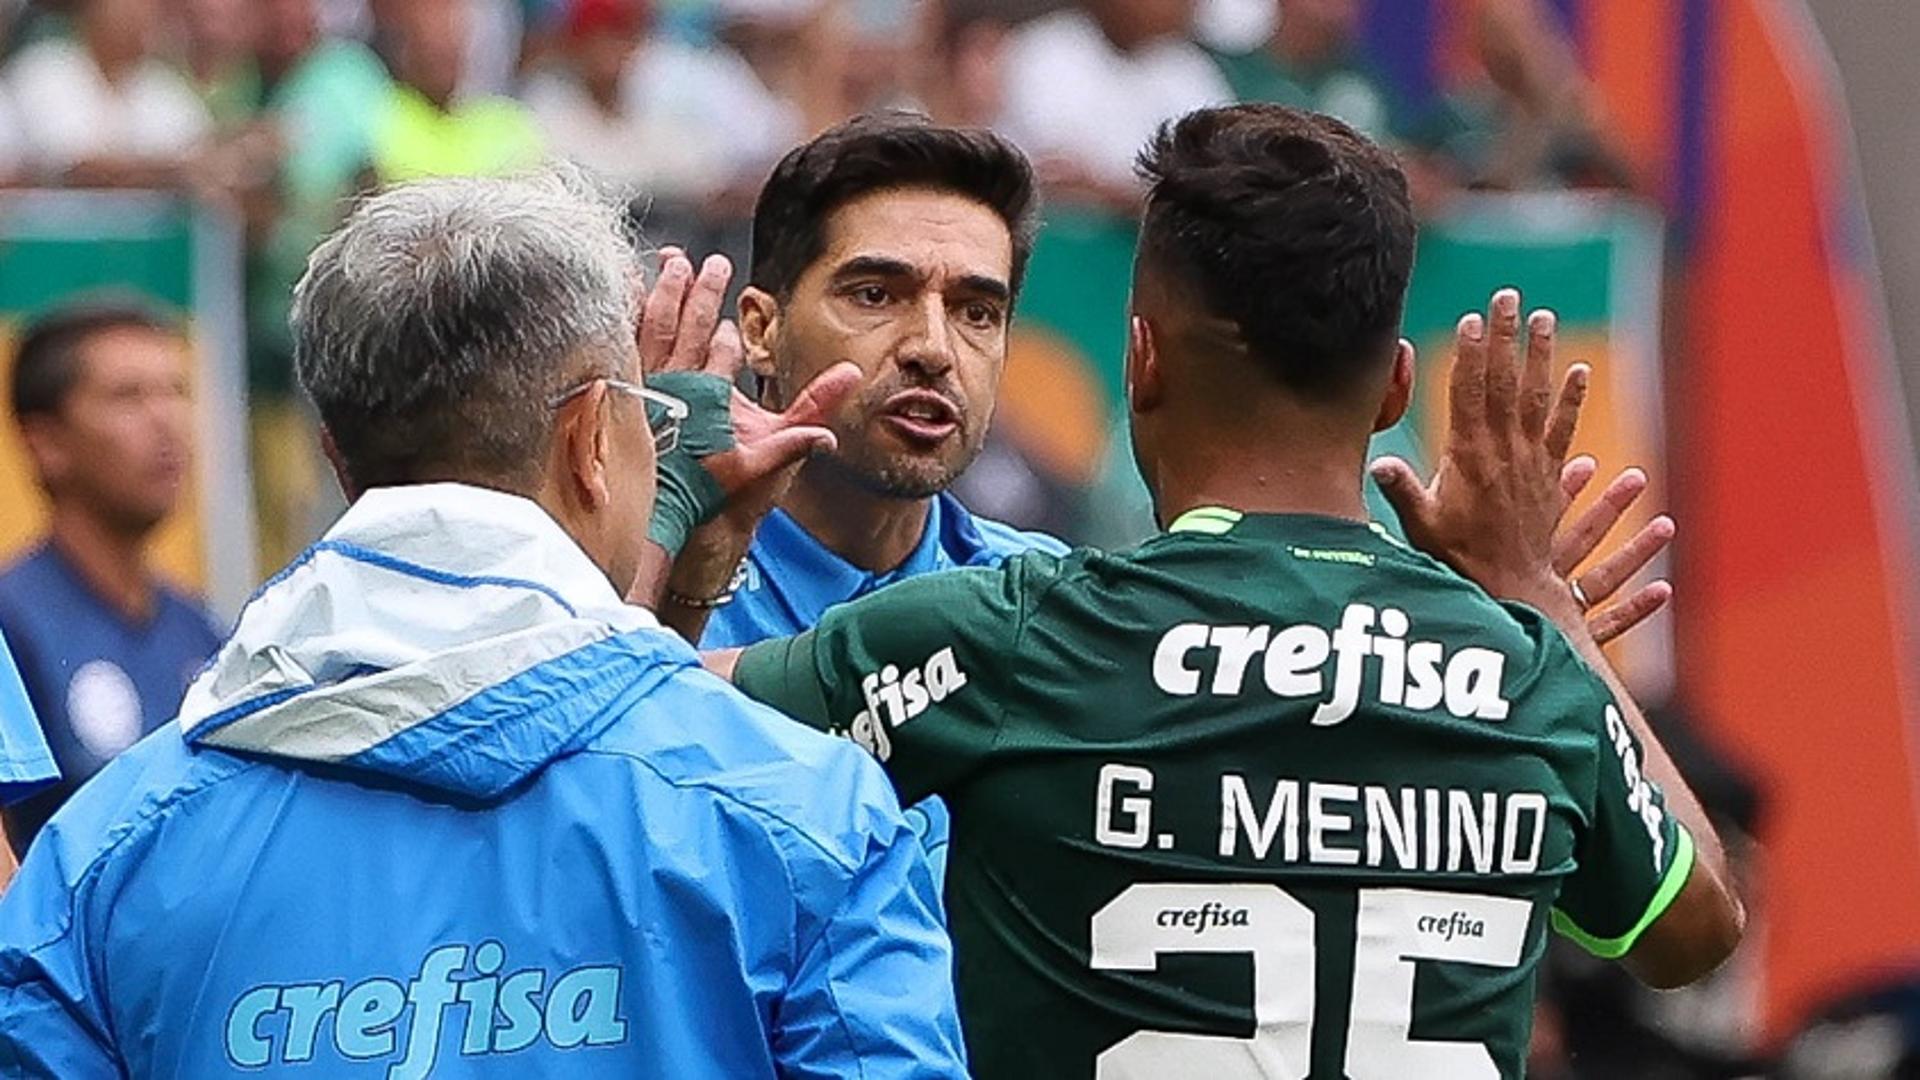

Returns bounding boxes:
[749,111,1039,299]
[10,296,178,422]
[1135,104,1417,398]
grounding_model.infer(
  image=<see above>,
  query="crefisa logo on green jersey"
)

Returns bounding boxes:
[1151,602,1512,725]
[224,941,626,1077]
[845,647,969,760]
[1603,703,1669,870]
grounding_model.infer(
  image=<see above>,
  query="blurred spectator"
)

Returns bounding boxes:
[368,0,542,182]
[1455,0,1634,191]
[458,0,525,97]
[1,0,212,185]
[249,0,390,383]
[522,0,733,199]
[1207,0,1399,141]
[707,0,824,163]
[838,0,919,114]
[245,0,392,573]
[997,0,1230,207]
[168,0,263,127]
[912,0,1011,128]
[0,299,221,858]
[519,0,812,228]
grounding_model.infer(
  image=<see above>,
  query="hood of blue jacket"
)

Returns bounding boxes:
[179,483,693,800]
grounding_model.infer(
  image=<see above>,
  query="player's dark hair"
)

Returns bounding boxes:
[10,295,177,422]
[749,111,1039,299]
[1135,103,1417,399]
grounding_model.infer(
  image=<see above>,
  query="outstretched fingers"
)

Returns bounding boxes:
[1447,311,1491,444]
[1587,581,1674,645]
[1552,465,1646,576]
[1483,288,1523,429]
[1560,455,1598,503]
[1575,513,1675,607]
[1543,362,1591,466]
[1520,309,1557,438]
[639,251,692,373]
[670,255,734,373]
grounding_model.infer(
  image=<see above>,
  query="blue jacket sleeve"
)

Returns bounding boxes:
[0,627,57,805]
[0,843,120,1078]
[771,812,968,1078]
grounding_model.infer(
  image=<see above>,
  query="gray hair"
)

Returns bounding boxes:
[293,168,640,491]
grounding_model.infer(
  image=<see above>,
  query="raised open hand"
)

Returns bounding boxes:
[1551,459,1674,643]
[637,249,859,556]
[1368,288,1667,640]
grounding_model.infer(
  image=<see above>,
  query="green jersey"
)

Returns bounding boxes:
[735,509,1691,1080]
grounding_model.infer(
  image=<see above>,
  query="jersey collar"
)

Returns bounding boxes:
[1167,506,1244,535]
[752,492,981,607]
[1167,505,1407,548]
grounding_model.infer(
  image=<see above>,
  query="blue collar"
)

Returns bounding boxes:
[753,491,990,602]
[753,491,1005,619]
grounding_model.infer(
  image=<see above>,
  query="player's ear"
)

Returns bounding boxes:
[1372,337,1415,433]
[317,427,361,503]
[553,380,614,513]
[1126,313,1165,413]
[738,287,782,385]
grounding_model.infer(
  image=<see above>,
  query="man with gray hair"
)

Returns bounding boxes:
[0,170,968,1078]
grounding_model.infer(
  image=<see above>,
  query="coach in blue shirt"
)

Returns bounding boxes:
[0,300,220,857]
[656,116,1065,885]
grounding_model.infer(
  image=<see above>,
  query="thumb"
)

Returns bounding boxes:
[780,361,862,428]
[1368,455,1435,527]
[743,424,839,475]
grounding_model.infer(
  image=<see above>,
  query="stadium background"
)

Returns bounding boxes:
[0,0,1915,1073]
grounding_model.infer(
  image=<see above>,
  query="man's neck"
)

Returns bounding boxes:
[1146,412,1373,529]
[48,504,155,624]
[779,462,935,574]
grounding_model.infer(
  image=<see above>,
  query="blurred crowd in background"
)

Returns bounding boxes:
[0,0,1906,1076]
[0,0,1646,559]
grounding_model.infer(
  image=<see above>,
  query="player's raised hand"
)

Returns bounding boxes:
[636,249,860,538]
[1369,288,1598,628]
[627,249,861,624]
[1552,458,1675,644]
[640,248,733,376]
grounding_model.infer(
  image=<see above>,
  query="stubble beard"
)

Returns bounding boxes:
[821,436,981,500]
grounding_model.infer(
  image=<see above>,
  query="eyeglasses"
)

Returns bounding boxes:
[547,378,690,454]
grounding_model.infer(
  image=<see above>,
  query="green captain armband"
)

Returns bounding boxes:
[1551,825,1696,959]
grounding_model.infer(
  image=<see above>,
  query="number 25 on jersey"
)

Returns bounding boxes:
[1090,882,1531,1079]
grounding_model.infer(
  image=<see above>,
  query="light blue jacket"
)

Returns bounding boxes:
[0,483,964,1078]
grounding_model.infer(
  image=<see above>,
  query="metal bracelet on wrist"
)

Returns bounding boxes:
[667,588,736,609]
[666,559,748,610]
